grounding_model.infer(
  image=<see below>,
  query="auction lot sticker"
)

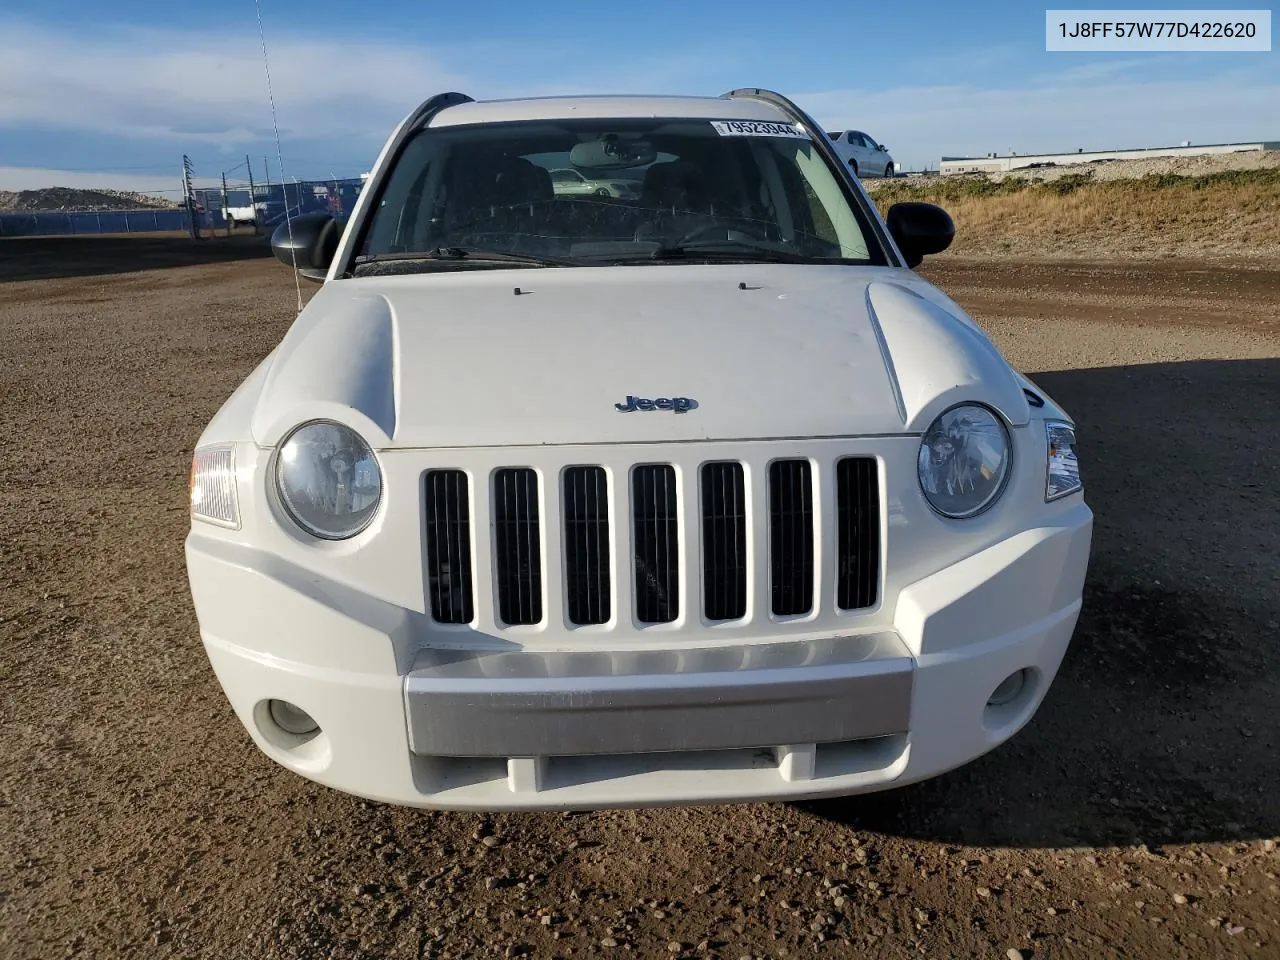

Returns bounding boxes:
[1047,9,1271,50]
[711,120,811,139]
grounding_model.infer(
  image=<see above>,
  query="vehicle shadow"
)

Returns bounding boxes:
[800,357,1280,848]
[0,233,273,283]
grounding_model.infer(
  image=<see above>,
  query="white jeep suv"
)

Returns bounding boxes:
[185,88,1091,810]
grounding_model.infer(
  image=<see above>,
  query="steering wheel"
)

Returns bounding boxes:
[672,221,772,246]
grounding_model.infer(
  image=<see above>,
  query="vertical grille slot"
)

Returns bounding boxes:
[563,466,611,625]
[493,468,543,625]
[836,457,880,610]
[701,462,746,621]
[424,470,475,624]
[769,459,815,616]
[632,465,679,624]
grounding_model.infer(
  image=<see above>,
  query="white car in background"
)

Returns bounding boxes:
[224,203,261,226]
[828,130,897,178]
[186,87,1091,811]
[549,167,642,198]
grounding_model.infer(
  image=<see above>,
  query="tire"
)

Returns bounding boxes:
[884,164,893,178]
[595,188,611,197]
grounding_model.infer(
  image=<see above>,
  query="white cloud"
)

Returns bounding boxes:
[0,17,1274,183]
[0,17,751,190]
[800,72,1280,170]
[0,20,742,152]
[0,20,466,147]
[1033,57,1153,83]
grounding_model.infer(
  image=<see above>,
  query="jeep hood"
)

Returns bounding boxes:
[249,265,1030,449]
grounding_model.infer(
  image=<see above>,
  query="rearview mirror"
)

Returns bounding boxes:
[886,202,954,268]
[569,135,657,171]
[271,213,340,282]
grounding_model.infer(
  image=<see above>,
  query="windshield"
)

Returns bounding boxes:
[354,117,882,270]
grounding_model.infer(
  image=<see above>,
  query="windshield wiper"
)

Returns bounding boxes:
[645,240,820,263]
[354,247,581,267]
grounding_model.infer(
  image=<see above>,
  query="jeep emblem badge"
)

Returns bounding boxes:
[615,395,697,413]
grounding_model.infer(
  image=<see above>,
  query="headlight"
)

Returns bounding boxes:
[190,444,240,528]
[1045,420,1081,501]
[917,404,1012,519]
[275,420,382,540]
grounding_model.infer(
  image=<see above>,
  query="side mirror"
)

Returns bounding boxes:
[878,144,889,152]
[271,213,340,282]
[886,202,954,268]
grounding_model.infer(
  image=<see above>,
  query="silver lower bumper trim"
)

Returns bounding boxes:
[404,633,914,757]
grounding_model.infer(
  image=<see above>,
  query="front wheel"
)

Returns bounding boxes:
[884,164,893,178]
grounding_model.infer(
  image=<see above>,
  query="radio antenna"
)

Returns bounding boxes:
[254,0,304,313]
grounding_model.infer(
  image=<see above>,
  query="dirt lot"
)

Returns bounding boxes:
[1,239,1278,960]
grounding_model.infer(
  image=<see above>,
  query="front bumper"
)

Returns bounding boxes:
[187,503,1091,810]
[405,633,915,757]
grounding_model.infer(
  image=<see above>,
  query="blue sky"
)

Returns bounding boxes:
[0,0,1275,193]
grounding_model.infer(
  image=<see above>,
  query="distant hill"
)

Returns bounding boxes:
[0,187,180,213]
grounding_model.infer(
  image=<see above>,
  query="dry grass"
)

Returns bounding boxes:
[867,169,1280,260]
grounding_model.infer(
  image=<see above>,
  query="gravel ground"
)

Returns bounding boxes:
[1,239,1278,959]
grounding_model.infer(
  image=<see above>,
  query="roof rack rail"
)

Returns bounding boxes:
[721,88,820,133]
[402,92,475,135]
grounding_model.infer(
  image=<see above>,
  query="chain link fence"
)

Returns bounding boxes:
[195,178,365,230]
[0,177,366,239]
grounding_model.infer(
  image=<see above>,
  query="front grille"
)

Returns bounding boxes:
[836,458,880,610]
[493,468,542,625]
[563,466,611,625]
[701,462,746,621]
[424,470,474,624]
[769,459,815,616]
[424,453,881,628]
[632,465,680,624]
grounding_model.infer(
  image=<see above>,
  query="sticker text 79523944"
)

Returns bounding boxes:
[710,120,811,139]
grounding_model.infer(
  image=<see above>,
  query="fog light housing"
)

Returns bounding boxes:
[987,669,1027,707]
[268,699,319,736]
